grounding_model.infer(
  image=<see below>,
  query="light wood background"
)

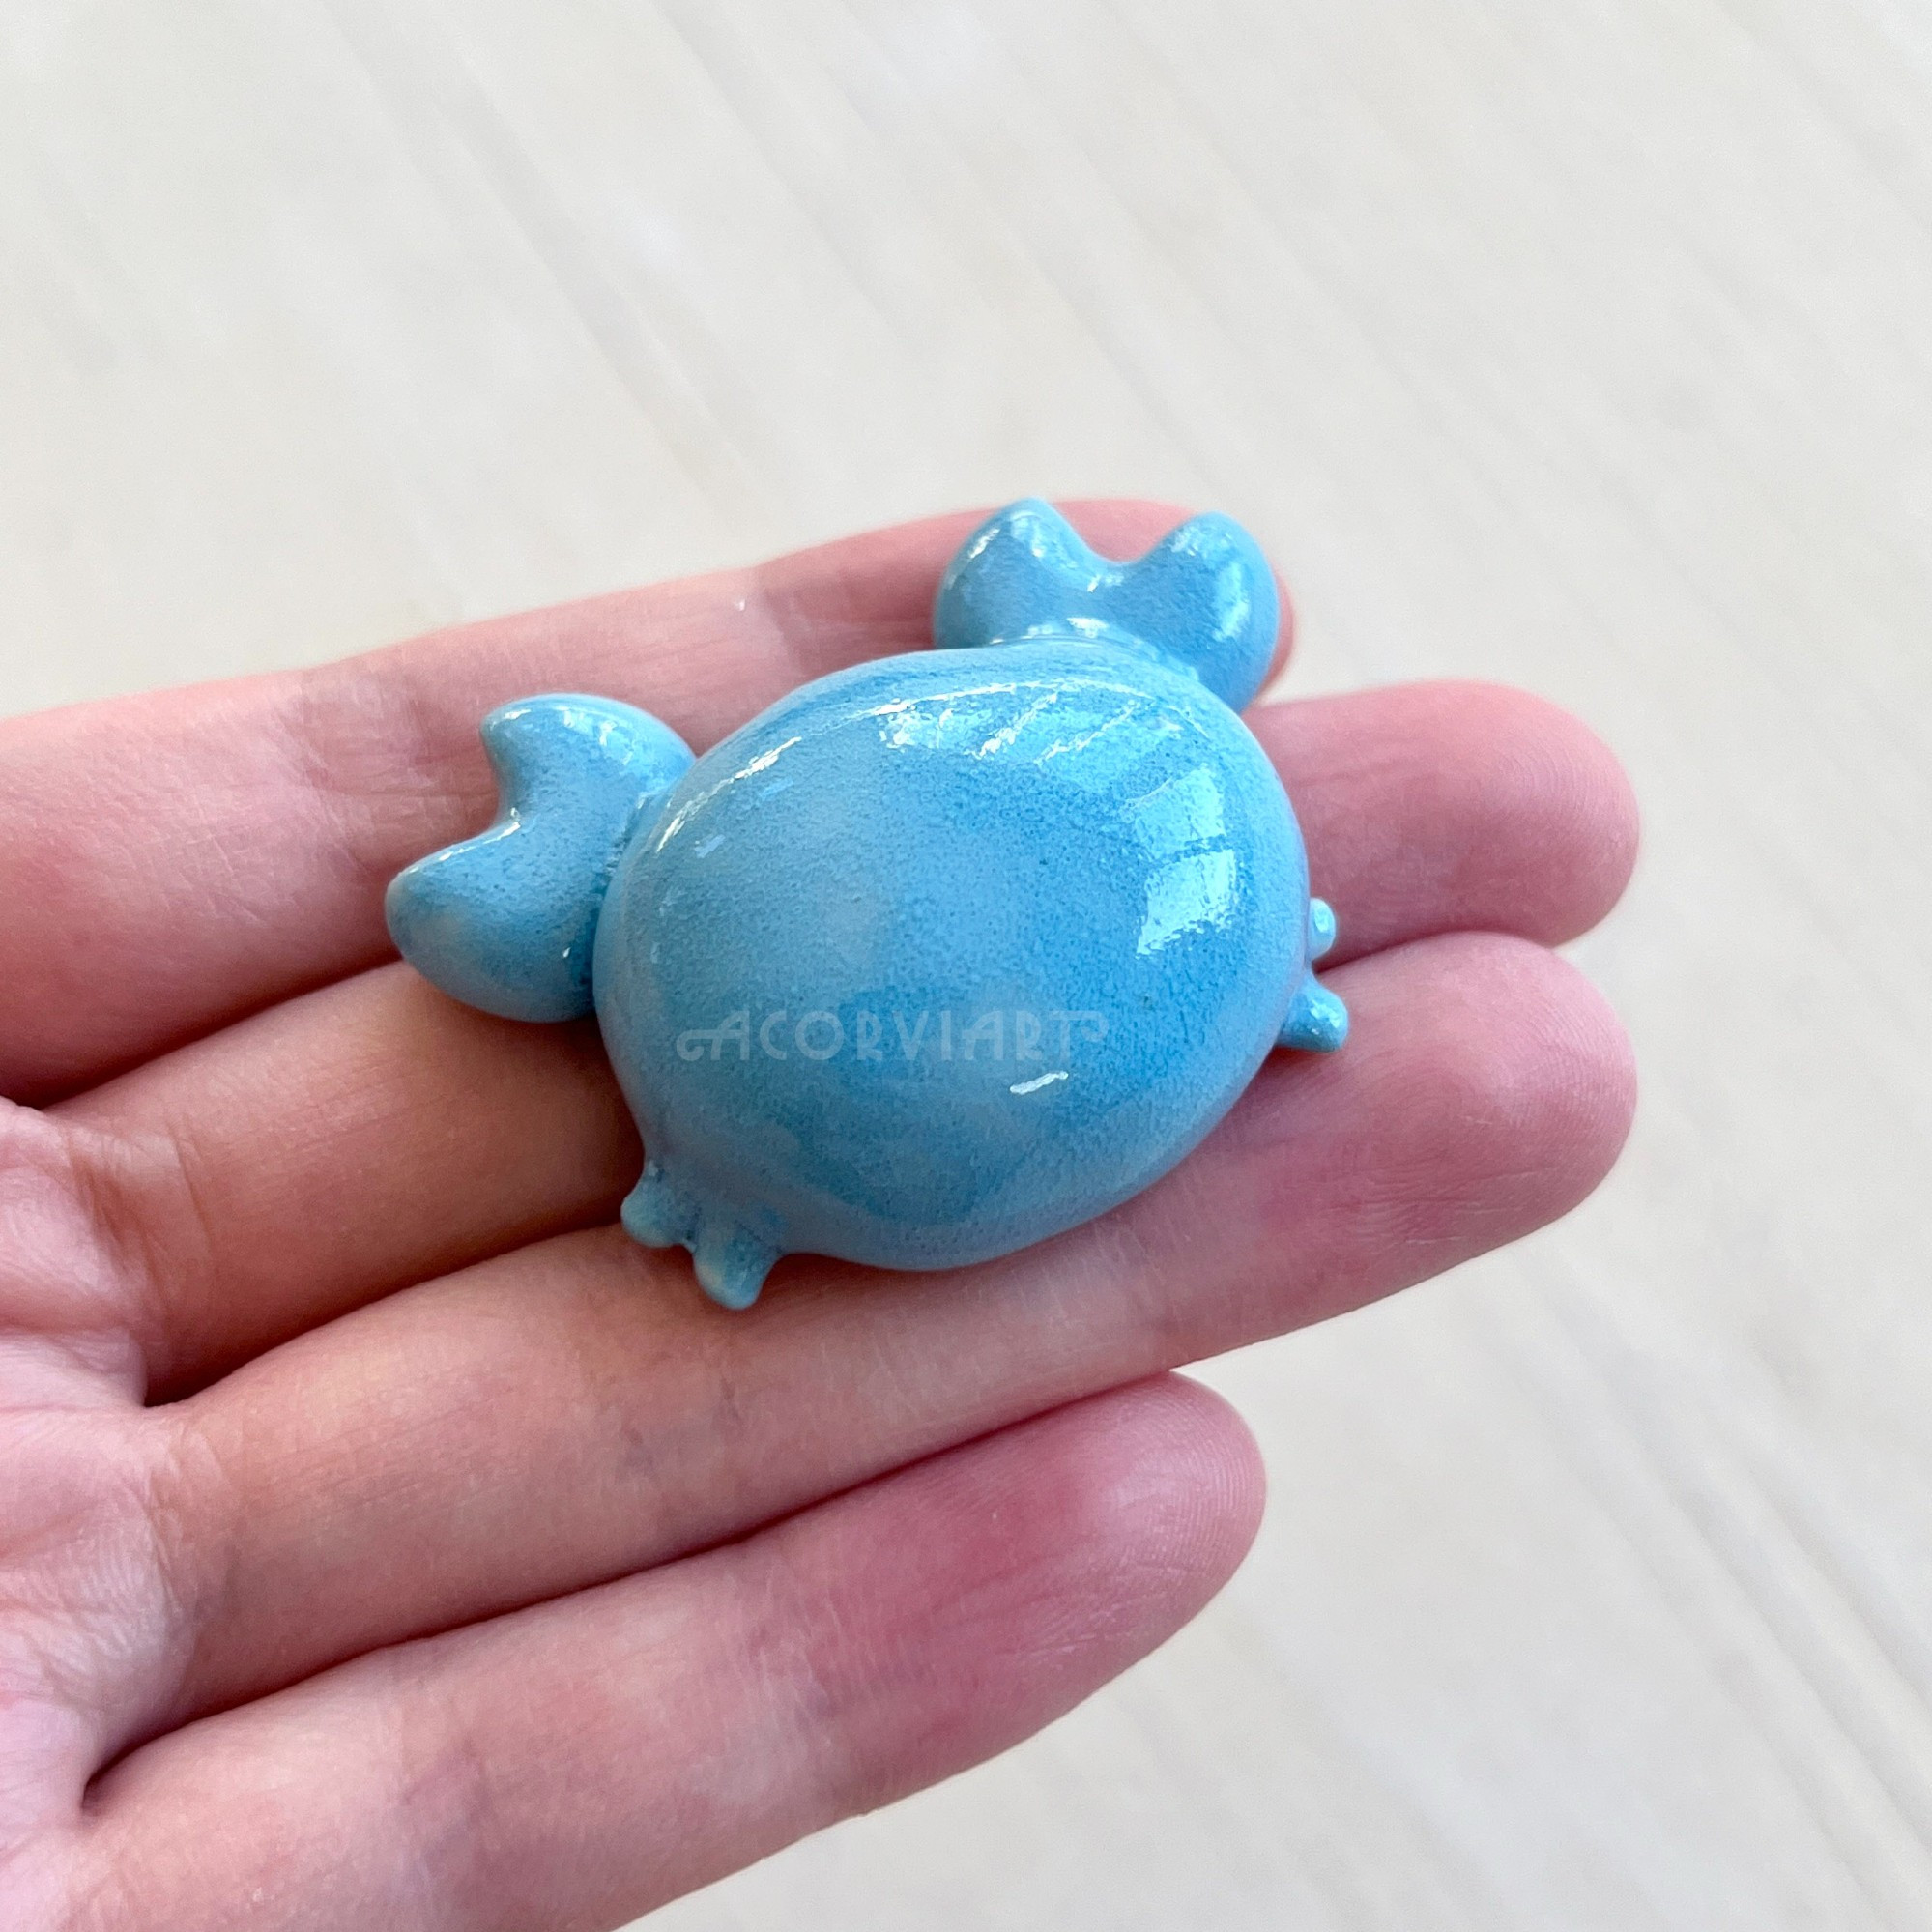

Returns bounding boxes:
[5,4,1930,1927]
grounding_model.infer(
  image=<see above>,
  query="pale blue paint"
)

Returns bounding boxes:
[934,497,1280,711]
[386,696,693,1023]
[388,503,1347,1309]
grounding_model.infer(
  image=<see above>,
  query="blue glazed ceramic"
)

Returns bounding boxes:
[389,501,1346,1308]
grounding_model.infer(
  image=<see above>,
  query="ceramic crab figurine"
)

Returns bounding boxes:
[389,501,1346,1308]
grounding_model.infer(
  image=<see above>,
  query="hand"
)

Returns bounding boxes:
[0,504,1637,1931]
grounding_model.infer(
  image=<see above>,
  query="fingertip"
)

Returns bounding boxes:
[1195,929,1639,1339]
[1337,931,1638,1238]
[1254,680,1640,960]
[1476,682,1641,944]
[1525,943,1640,1201]
[965,1375,1266,1616]
[1085,1374,1268,1591]
[750,1377,1271,1820]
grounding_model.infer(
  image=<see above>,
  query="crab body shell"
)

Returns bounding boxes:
[387,502,1346,1308]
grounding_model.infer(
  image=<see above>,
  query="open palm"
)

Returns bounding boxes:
[0,504,1636,1931]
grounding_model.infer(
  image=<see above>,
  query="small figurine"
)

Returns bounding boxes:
[388,501,1346,1308]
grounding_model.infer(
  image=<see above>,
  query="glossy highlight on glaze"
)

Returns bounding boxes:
[388,501,1347,1309]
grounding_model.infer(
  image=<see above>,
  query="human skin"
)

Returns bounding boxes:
[0,502,1638,1931]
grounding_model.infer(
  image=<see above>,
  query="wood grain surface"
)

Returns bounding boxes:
[3,4,1928,1926]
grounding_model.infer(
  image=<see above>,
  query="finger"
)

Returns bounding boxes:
[60,681,1635,1394]
[0,503,1217,1104]
[60,970,642,1397]
[130,934,1632,1735]
[1256,680,1639,964]
[71,1378,1260,1932]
